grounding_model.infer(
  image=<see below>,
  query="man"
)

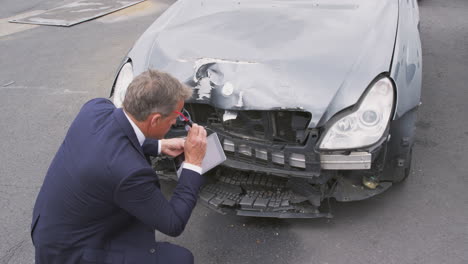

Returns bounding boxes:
[31,69,207,264]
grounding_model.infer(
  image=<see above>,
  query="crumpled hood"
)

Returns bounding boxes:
[132,0,398,127]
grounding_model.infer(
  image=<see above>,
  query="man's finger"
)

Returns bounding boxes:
[188,124,195,137]
[187,124,195,140]
[196,124,204,138]
[196,130,204,143]
[192,124,200,137]
[201,127,207,139]
[177,138,185,148]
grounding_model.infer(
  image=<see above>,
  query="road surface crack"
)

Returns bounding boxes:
[0,239,27,264]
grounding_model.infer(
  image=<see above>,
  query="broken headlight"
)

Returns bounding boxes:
[319,76,394,150]
[112,61,134,108]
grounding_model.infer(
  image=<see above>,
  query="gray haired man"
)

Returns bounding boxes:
[31,69,207,264]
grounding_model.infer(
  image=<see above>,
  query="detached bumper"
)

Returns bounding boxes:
[154,132,396,218]
[157,110,416,218]
[196,165,391,219]
[198,167,333,219]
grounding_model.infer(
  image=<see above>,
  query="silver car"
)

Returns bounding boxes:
[111,0,422,218]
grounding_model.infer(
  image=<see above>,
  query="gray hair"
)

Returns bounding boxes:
[123,69,193,121]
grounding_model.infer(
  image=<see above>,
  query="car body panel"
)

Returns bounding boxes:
[127,0,398,127]
[391,0,422,118]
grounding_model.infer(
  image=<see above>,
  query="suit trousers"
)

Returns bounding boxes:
[155,242,194,264]
[106,220,194,264]
[34,242,193,264]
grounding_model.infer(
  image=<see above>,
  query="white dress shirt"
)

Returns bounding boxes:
[123,111,202,175]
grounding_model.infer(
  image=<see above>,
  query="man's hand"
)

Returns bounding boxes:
[184,124,207,166]
[160,138,185,157]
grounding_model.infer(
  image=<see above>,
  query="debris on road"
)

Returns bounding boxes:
[9,0,145,27]
[2,81,15,87]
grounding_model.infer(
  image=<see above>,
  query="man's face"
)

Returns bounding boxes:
[148,100,184,139]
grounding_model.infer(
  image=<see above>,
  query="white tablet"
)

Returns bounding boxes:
[175,133,226,177]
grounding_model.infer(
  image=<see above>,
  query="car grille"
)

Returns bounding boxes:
[170,103,320,176]
[181,103,312,144]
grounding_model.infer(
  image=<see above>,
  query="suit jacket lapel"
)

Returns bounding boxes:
[113,108,146,158]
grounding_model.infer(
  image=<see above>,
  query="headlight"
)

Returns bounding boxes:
[112,62,134,108]
[319,76,394,150]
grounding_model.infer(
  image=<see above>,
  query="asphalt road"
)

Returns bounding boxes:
[0,0,467,263]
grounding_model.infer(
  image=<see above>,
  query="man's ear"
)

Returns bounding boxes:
[150,113,163,127]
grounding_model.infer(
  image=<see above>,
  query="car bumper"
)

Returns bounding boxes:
[156,108,416,218]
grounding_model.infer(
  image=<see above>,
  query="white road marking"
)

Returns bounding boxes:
[97,0,169,23]
[0,85,88,95]
[0,10,44,38]
[60,89,89,94]
[0,85,50,90]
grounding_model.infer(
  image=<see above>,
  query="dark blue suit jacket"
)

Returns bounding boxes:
[31,98,205,263]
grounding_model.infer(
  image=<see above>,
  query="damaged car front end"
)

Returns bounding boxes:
[111,0,422,218]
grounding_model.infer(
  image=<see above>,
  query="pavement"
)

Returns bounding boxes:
[0,0,467,263]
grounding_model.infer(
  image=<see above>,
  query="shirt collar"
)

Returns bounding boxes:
[123,110,146,146]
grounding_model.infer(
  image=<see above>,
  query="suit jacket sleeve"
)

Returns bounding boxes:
[113,167,204,237]
[142,138,160,156]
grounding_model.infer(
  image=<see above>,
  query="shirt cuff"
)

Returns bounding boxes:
[157,140,161,155]
[182,163,202,175]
